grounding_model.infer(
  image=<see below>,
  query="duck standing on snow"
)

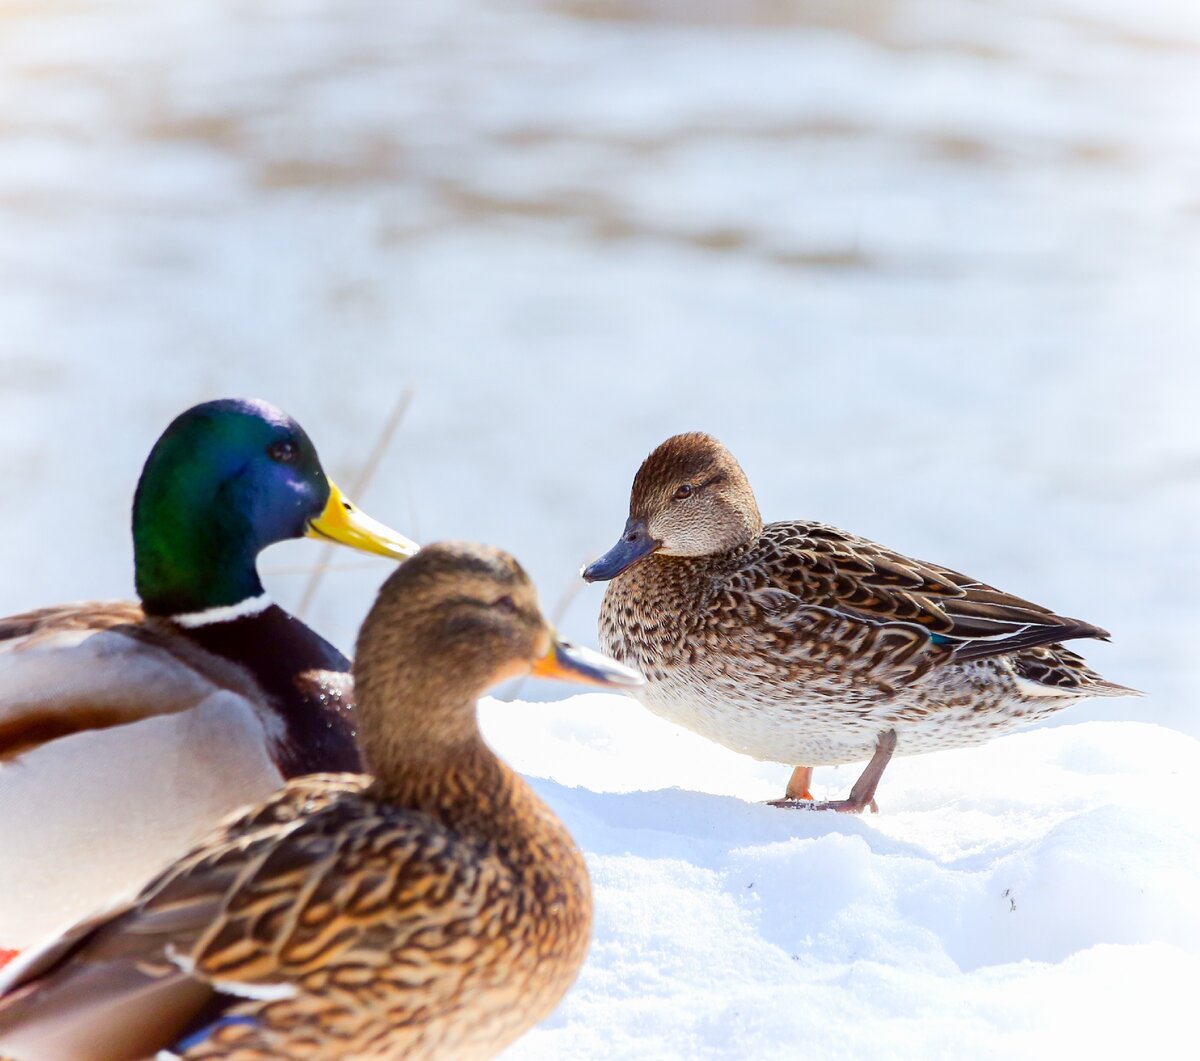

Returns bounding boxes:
[583,432,1135,812]
[0,398,418,952]
[0,541,642,1061]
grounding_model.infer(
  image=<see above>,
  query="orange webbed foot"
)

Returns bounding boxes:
[784,765,814,801]
[767,731,896,815]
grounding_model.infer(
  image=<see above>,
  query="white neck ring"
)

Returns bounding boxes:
[171,593,274,629]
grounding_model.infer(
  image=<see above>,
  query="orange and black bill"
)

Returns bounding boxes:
[531,638,644,689]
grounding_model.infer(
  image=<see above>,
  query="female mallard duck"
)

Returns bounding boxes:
[0,398,418,951]
[0,541,642,1060]
[583,432,1135,812]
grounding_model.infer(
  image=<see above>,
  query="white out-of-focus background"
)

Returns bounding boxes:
[1,0,1195,732]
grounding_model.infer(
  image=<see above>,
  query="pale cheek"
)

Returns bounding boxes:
[491,656,534,684]
[652,515,716,557]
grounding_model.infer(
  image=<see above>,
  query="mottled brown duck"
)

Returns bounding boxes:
[0,398,418,954]
[0,541,642,1060]
[583,432,1135,812]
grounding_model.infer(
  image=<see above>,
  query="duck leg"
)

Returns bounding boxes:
[785,766,814,801]
[768,730,898,814]
[827,729,897,813]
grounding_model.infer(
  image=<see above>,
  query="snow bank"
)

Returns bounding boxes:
[480,696,1200,1057]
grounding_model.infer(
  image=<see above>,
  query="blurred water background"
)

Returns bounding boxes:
[1,0,1196,734]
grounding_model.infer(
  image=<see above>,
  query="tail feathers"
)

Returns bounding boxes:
[1010,644,1140,698]
[0,961,211,1061]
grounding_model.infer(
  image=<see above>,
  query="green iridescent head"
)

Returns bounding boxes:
[132,398,417,617]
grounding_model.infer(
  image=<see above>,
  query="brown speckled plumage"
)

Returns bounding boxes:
[585,433,1135,809]
[144,762,586,1061]
[0,542,638,1060]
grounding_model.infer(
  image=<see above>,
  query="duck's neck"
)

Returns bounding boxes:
[373,738,527,835]
[363,690,532,837]
[133,503,264,617]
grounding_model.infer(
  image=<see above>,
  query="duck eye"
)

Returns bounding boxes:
[673,483,695,500]
[493,595,518,614]
[268,439,298,464]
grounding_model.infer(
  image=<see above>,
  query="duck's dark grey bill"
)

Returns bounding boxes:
[581,520,658,582]
[531,638,645,688]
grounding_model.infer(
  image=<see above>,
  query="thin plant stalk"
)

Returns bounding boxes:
[296,386,417,619]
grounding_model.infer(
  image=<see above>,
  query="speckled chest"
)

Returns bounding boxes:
[597,542,892,697]
[464,828,592,1051]
[361,827,592,1061]
[334,788,592,1060]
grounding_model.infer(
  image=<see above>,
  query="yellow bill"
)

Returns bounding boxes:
[306,480,418,560]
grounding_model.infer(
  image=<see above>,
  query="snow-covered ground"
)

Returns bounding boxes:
[486,696,1200,1058]
[0,1,1197,1056]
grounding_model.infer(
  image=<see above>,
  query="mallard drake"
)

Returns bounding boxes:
[0,398,418,950]
[0,541,642,1061]
[582,432,1135,812]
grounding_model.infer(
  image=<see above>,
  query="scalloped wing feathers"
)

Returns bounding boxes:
[0,776,501,1059]
[754,522,1110,668]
